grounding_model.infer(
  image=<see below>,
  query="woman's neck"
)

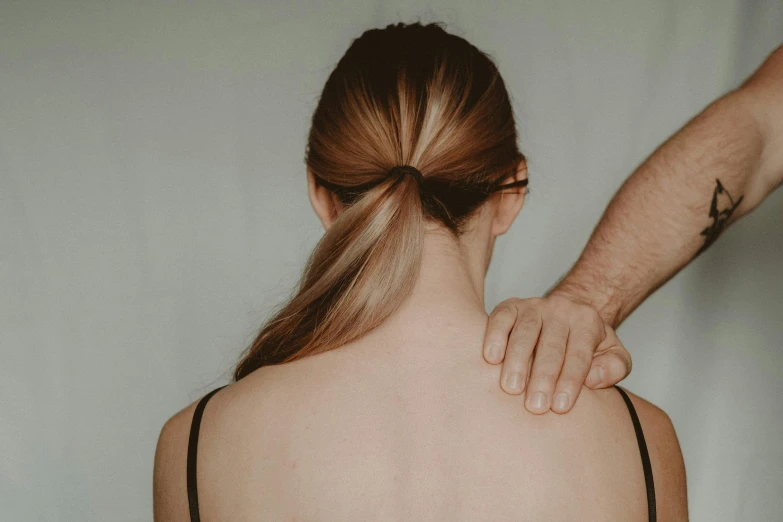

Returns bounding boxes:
[368,227,490,343]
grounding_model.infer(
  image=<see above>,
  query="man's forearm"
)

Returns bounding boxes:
[550,46,783,328]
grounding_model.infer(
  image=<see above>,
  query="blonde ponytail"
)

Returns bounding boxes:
[234,174,423,379]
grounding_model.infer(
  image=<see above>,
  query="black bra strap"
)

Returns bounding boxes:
[187,385,227,522]
[615,386,657,522]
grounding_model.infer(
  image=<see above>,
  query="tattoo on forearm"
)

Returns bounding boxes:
[695,179,743,256]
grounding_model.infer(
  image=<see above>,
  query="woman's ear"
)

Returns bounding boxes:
[490,159,528,237]
[307,169,342,230]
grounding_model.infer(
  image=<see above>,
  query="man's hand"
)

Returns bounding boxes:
[483,295,632,414]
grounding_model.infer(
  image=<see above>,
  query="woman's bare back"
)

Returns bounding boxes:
[156,312,686,521]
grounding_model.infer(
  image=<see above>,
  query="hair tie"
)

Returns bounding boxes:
[387,165,424,185]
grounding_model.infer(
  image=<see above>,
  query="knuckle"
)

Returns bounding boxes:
[534,362,562,379]
[576,304,601,326]
[521,312,543,330]
[517,303,541,322]
[568,348,593,367]
[538,340,566,358]
[549,294,575,311]
[489,299,517,317]
[506,340,530,357]
[489,305,516,323]
[531,370,559,386]
[556,377,580,391]
[532,359,562,379]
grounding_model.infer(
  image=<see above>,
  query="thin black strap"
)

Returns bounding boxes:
[615,386,657,522]
[187,385,228,522]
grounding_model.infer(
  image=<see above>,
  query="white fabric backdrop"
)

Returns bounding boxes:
[2,1,782,520]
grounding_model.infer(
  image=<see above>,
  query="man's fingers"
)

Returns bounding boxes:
[585,328,632,388]
[485,295,630,414]
[524,320,569,414]
[483,300,521,364]
[551,310,604,413]
[498,305,543,395]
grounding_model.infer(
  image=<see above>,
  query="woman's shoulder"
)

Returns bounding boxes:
[153,390,208,521]
[151,379,269,521]
[602,387,688,522]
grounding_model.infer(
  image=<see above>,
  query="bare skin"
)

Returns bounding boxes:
[154,167,687,520]
[485,44,783,414]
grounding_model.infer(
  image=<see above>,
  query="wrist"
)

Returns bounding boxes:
[548,279,624,328]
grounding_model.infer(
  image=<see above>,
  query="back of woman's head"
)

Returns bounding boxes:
[234,21,524,380]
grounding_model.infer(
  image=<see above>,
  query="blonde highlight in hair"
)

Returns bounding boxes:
[234,22,524,380]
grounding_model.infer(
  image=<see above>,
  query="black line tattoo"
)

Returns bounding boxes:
[695,179,743,257]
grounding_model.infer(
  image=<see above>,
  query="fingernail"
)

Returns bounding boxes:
[530,392,546,410]
[506,372,521,391]
[486,343,502,362]
[587,366,606,387]
[554,392,570,411]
